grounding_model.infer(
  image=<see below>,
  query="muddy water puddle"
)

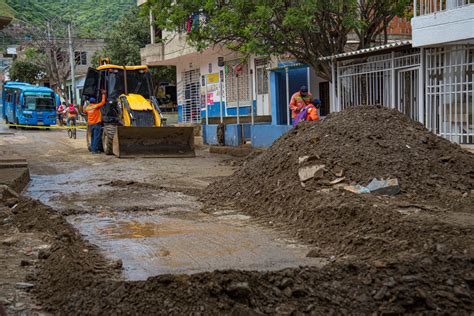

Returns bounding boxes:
[69,212,324,280]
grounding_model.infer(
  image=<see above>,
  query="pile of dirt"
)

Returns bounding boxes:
[5,198,473,314]
[6,199,121,307]
[202,106,474,261]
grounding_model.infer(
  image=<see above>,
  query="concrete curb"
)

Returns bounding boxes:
[0,158,30,194]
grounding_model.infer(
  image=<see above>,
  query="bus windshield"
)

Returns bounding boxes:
[24,92,55,111]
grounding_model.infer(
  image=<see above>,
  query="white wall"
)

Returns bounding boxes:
[412,4,474,47]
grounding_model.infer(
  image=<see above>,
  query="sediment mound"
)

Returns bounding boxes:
[3,198,473,314]
[203,106,474,260]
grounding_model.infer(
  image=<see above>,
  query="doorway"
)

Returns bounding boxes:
[397,67,419,122]
[255,59,270,116]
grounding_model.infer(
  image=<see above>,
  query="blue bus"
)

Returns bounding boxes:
[1,82,59,127]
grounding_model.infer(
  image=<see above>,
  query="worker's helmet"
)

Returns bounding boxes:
[313,98,321,108]
[300,86,308,95]
[89,97,96,103]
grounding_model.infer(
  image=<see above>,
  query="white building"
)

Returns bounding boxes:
[65,38,106,105]
[327,0,474,144]
[141,30,274,124]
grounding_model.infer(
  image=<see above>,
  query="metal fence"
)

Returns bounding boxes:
[334,44,474,144]
[425,45,474,143]
[414,0,473,16]
[338,54,393,110]
[337,50,421,123]
[178,69,201,124]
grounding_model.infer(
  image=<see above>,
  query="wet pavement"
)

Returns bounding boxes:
[69,211,322,280]
[4,127,324,281]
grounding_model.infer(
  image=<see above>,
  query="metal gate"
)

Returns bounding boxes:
[179,69,201,124]
[397,67,420,122]
[425,45,474,144]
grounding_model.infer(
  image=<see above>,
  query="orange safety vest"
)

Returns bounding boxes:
[289,92,313,118]
[84,94,106,125]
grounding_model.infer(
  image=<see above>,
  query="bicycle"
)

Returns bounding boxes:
[67,119,77,139]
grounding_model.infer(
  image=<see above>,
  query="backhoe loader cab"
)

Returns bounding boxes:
[81,63,195,158]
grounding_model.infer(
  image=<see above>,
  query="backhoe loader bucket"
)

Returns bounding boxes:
[112,126,195,158]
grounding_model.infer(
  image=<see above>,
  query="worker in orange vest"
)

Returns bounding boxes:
[289,86,313,121]
[84,90,106,154]
[306,99,321,121]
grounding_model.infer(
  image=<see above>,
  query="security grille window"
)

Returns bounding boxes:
[179,69,201,124]
[337,49,421,114]
[425,45,474,144]
[225,60,250,106]
[75,52,87,65]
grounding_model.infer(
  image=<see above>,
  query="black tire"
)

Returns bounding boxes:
[86,125,92,152]
[102,125,116,155]
[73,128,76,139]
[15,117,23,129]
[7,115,15,128]
[68,128,73,138]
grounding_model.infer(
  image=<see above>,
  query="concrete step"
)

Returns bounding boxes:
[0,167,30,193]
[209,145,254,157]
[0,158,28,169]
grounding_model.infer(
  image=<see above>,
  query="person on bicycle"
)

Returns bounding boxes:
[66,103,78,127]
[57,102,66,126]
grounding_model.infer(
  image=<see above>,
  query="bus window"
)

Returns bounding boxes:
[23,92,56,111]
[16,91,20,106]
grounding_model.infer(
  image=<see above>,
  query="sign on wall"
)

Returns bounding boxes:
[207,73,219,84]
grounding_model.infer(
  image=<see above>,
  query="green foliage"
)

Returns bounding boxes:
[90,48,107,68]
[9,60,43,83]
[0,0,16,18]
[150,66,176,86]
[147,0,410,79]
[103,7,176,85]
[104,7,150,65]
[3,0,135,38]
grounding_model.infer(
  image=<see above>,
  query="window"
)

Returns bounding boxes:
[75,51,87,65]
[255,58,270,95]
[5,89,14,103]
[23,92,55,111]
[225,60,250,106]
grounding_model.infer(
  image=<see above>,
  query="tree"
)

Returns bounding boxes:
[6,20,78,103]
[104,7,176,85]
[147,0,410,79]
[9,60,43,83]
[356,0,411,49]
[104,7,150,66]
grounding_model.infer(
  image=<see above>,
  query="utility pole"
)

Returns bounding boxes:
[67,23,76,104]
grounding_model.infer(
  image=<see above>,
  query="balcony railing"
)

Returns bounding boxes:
[414,0,473,16]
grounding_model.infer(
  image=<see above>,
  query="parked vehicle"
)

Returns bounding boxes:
[81,58,194,157]
[2,82,59,127]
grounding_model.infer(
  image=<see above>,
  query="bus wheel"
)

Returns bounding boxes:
[16,118,24,129]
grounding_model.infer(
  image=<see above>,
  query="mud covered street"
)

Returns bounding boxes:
[0,107,473,315]
[0,126,325,314]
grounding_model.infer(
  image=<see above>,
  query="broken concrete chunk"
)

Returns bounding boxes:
[332,167,344,177]
[15,282,34,289]
[367,178,400,196]
[298,156,310,164]
[344,185,370,194]
[0,184,20,201]
[298,165,325,182]
[330,177,345,185]
[225,282,251,298]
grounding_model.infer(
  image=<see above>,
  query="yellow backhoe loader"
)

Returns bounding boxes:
[80,58,194,158]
